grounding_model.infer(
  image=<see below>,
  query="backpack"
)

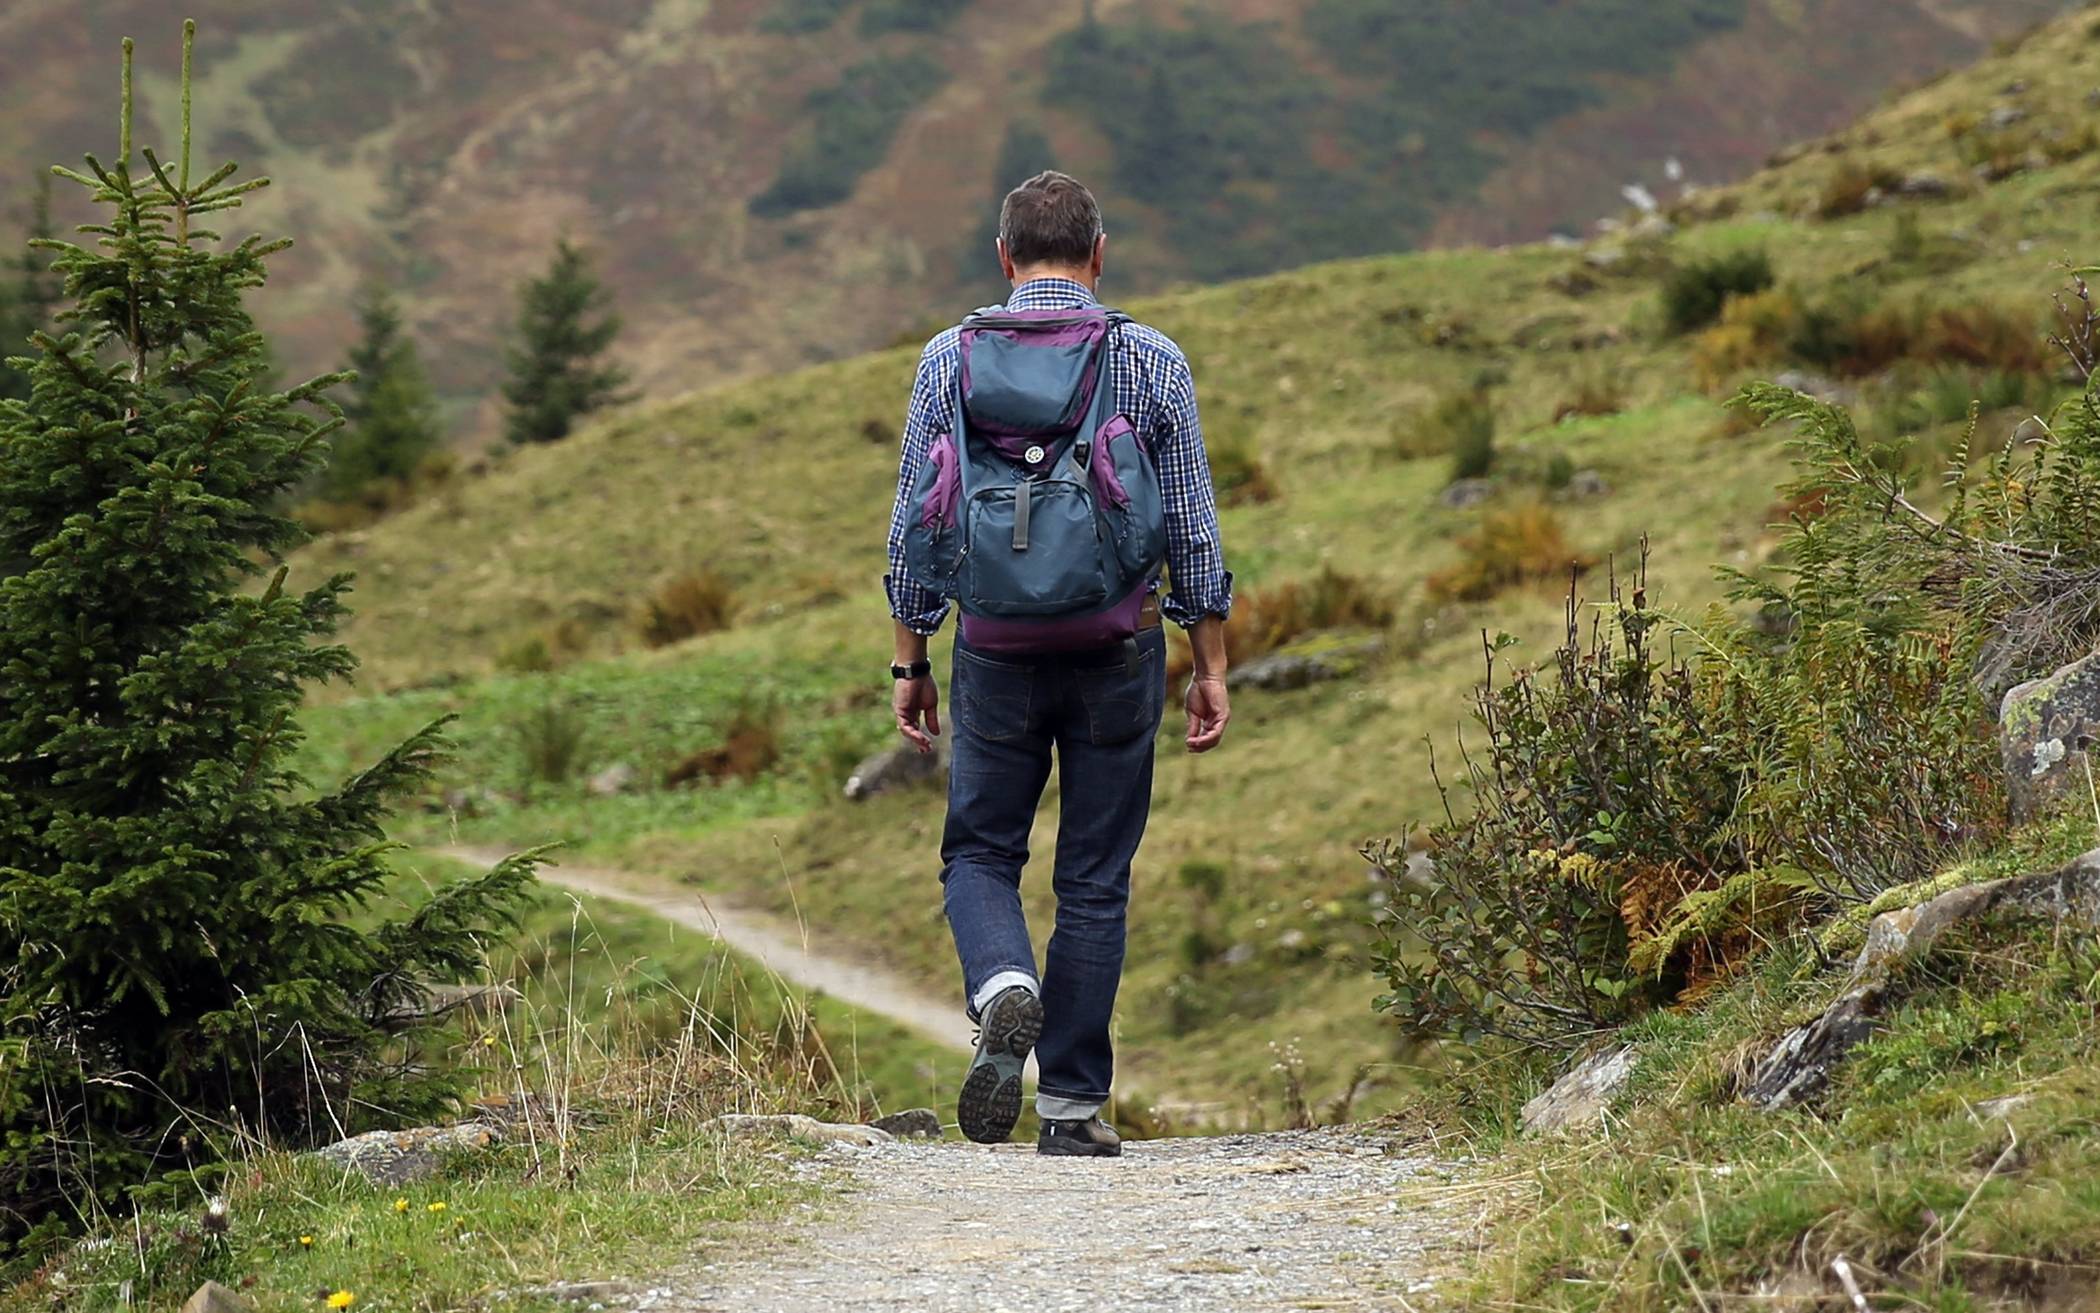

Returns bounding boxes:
[902,306,1166,654]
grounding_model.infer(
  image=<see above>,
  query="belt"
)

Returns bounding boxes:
[1138,593,1163,632]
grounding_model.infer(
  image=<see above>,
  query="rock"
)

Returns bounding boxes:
[587,762,637,797]
[2012,415,2049,445]
[1522,1047,1634,1134]
[1582,245,1630,274]
[1230,638,1385,692]
[844,738,948,801]
[1987,105,2029,131]
[1772,369,1858,406]
[1438,478,1494,510]
[311,1122,504,1187]
[709,1113,893,1147]
[1562,469,1610,500]
[533,1281,636,1304]
[1220,942,1255,967]
[869,1108,943,1140]
[1975,1093,2031,1120]
[1546,268,1600,298]
[181,1282,255,1313]
[1744,984,1883,1110]
[1748,848,2100,1109]
[1894,171,1951,199]
[2000,651,2100,823]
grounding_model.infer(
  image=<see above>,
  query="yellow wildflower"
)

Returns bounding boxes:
[392,1198,409,1214]
[482,1035,497,1047]
[426,1201,447,1214]
[299,1234,314,1248]
[327,1292,356,1309]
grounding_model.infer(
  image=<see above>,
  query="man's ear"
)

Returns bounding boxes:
[1091,232,1107,281]
[997,238,1018,285]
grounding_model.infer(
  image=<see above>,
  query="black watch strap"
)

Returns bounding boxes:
[890,658,932,681]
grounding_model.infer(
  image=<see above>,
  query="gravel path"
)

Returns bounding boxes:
[641,1128,1469,1312]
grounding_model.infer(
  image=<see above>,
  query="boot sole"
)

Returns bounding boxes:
[957,989,1042,1144]
[1036,1135,1122,1158]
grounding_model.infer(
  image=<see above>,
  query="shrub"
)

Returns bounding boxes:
[1166,566,1394,684]
[1660,248,1775,335]
[665,704,783,787]
[1425,502,1591,603]
[512,698,591,787]
[1210,439,1282,505]
[638,570,738,648]
[1815,158,1899,219]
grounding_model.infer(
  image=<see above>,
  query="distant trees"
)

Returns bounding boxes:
[0,173,57,403]
[502,238,629,444]
[0,26,535,1255]
[965,121,1057,286]
[326,283,441,498]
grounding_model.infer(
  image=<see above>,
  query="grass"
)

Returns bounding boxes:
[1425,812,2100,1310]
[2,849,973,1311]
[283,12,2100,1128]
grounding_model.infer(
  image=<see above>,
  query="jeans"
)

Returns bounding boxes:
[941,626,1167,1119]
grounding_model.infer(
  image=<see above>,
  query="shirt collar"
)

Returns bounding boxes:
[1004,277,1098,312]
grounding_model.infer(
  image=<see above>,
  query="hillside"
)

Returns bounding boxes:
[0,0,2066,435]
[284,2,2100,1126]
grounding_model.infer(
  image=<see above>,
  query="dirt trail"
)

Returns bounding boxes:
[441,844,976,1057]
[644,1128,1468,1312]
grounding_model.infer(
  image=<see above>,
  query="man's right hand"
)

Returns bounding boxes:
[894,675,942,753]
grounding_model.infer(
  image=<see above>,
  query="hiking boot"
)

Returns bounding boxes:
[1037,1115,1122,1158]
[957,986,1042,1144]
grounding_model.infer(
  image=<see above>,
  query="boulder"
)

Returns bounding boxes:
[1438,478,1494,510]
[844,738,948,801]
[1562,469,1611,500]
[587,762,637,797]
[1747,848,2100,1109]
[1772,369,1858,407]
[708,1113,893,1147]
[868,1107,943,1140]
[1230,638,1384,692]
[181,1282,254,1313]
[2000,650,2100,823]
[1521,1046,1634,1135]
[312,1122,504,1187]
[1894,171,1952,199]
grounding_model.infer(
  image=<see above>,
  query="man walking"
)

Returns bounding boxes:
[884,171,1233,1157]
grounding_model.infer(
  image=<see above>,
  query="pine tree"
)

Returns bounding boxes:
[501,238,629,445]
[0,26,536,1254]
[326,283,441,500]
[0,173,58,404]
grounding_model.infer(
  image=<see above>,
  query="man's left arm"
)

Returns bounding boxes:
[1155,354,1234,753]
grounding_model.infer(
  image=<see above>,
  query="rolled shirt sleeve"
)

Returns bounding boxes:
[885,337,958,636]
[1153,354,1234,628]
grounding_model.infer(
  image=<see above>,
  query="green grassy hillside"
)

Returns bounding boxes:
[293,7,2100,1122]
[0,0,2060,417]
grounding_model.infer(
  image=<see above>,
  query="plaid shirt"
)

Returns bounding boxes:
[884,277,1233,635]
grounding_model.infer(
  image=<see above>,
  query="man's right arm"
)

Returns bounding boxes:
[886,341,954,750]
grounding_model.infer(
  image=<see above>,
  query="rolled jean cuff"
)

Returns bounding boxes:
[969,969,1038,1019]
[1036,1090,1105,1121]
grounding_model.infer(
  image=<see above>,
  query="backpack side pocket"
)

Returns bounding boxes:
[902,432,964,597]
[1091,415,1166,582]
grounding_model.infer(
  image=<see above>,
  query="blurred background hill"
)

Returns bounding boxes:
[0,0,2068,441]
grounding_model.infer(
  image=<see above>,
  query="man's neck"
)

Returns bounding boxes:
[1010,266,1096,293]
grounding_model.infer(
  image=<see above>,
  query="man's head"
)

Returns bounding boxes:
[996,170,1106,289]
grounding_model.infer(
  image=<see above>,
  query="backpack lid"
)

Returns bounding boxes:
[958,309,1121,442]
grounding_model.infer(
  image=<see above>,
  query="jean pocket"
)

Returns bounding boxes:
[956,649,1035,743]
[1072,636,1165,746]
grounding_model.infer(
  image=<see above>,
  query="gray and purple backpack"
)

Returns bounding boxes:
[903,307,1166,654]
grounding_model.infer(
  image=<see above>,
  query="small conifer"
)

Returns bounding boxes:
[326,283,441,499]
[501,238,629,444]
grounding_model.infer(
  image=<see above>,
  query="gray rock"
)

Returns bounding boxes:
[1987,105,2029,131]
[1562,469,1610,499]
[588,762,638,797]
[311,1122,504,1186]
[1230,638,1384,692]
[2012,415,2049,445]
[1582,245,1630,274]
[1894,171,1951,199]
[534,1281,636,1304]
[1749,848,2100,1109]
[869,1108,943,1140]
[1522,1047,1634,1134]
[844,739,948,801]
[181,1283,254,1313]
[2000,651,2100,823]
[1772,369,1858,406]
[1438,478,1494,510]
[709,1113,893,1147]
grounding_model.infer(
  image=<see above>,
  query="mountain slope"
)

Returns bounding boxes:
[0,0,2066,435]
[288,7,2100,1114]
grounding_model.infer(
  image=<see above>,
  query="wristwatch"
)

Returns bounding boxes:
[890,658,932,681]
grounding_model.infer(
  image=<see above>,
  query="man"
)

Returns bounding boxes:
[883,171,1233,1157]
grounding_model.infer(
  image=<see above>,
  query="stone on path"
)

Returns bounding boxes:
[1522,1046,1635,1134]
[2000,650,2100,823]
[710,1113,893,1147]
[311,1122,504,1187]
[181,1281,254,1313]
[867,1108,942,1140]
